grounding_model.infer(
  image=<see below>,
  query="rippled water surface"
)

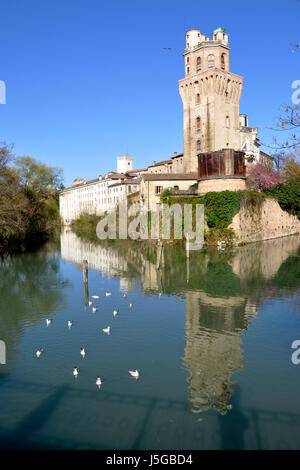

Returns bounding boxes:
[0,230,300,449]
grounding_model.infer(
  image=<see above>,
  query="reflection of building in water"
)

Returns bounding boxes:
[182,235,300,417]
[119,277,136,293]
[60,229,136,290]
[60,229,163,294]
[61,229,300,418]
[183,290,249,416]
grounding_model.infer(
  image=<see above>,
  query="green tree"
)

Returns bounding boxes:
[15,156,63,195]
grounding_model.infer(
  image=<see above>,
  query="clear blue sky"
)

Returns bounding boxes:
[0,0,299,186]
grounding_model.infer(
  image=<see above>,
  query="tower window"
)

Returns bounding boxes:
[196,57,201,72]
[186,56,190,63]
[196,117,201,130]
[226,116,230,128]
[208,54,215,68]
[221,53,226,70]
[197,140,202,151]
[186,66,190,74]
[196,93,200,104]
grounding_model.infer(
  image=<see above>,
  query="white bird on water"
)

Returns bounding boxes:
[36,349,43,358]
[46,319,52,327]
[129,370,139,379]
[73,367,79,378]
[68,320,73,328]
[102,326,111,335]
[80,348,86,358]
[88,301,92,306]
[113,309,119,317]
[92,295,99,299]
[92,307,98,313]
[129,303,133,309]
[96,377,102,388]
[123,294,127,298]
[105,292,112,297]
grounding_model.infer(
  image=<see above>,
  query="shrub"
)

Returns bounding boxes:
[247,163,281,191]
[199,191,241,229]
[266,179,300,219]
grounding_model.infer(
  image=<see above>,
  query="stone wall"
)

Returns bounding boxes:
[230,197,300,244]
[198,177,246,194]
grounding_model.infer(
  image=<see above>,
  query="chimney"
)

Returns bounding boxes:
[153,161,156,165]
[174,152,177,157]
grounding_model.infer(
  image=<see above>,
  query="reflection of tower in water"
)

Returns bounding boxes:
[182,290,253,416]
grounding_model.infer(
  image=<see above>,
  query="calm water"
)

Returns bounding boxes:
[0,230,300,450]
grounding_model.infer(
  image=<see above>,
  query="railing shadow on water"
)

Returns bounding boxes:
[0,379,300,450]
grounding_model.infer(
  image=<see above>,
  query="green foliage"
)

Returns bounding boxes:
[266,179,300,219]
[15,156,63,195]
[199,191,241,229]
[0,147,63,254]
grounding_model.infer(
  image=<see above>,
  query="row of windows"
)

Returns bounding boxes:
[186,53,226,74]
[193,116,230,129]
[155,185,180,195]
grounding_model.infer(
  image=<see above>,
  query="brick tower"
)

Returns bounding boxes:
[179,27,243,173]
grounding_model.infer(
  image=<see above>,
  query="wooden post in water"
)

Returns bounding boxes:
[186,234,190,259]
[156,241,164,270]
[83,260,88,283]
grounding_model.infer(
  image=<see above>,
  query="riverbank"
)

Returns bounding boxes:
[70,182,300,247]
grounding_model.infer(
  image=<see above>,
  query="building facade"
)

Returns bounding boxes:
[179,27,271,173]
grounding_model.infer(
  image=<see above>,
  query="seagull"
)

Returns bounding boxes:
[96,377,102,388]
[80,348,86,358]
[123,294,127,298]
[129,303,133,309]
[36,349,43,358]
[92,295,99,299]
[105,292,112,297]
[68,320,73,328]
[102,326,111,335]
[92,307,98,313]
[73,367,79,378]
[113,309,119,317]
[129,370,139,379]
[88,301,92,306]
[46,319,53,327]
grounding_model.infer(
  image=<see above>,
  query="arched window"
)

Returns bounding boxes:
[197,140,202,151]
[208,54,215,68]
[196,93,200,104]
[196,117,201,130]
[226,116,230,128]
[197,57,201,72]
[221,53,226,70]
[186,66,190,74]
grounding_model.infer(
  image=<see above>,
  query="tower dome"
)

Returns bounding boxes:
[213,27,228,44]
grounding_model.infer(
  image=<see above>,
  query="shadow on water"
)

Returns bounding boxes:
[0,378,300,449]
[218,385,249,450]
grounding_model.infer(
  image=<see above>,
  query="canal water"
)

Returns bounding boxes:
[0,230,300,449]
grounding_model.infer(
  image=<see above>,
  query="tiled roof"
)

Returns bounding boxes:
[171,153,183,159]
[126,168,148,173]
[142,173,198,181]
[109,178,141,188]
[148,159,173,168]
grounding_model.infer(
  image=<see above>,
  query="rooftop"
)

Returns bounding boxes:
[142,173,198,181]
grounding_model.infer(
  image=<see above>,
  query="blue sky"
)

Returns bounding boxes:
[0,0,299,186]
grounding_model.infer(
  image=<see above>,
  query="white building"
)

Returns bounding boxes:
[59,156,140,225]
